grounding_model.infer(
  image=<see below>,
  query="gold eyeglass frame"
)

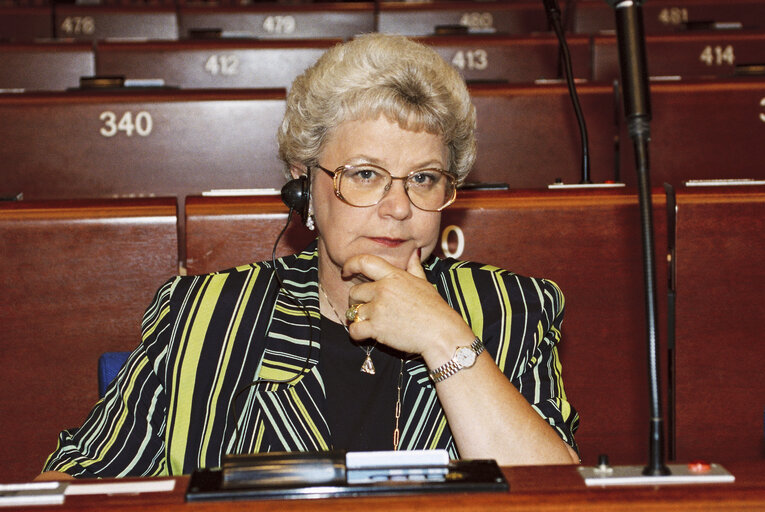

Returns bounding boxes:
[315,163,458,212]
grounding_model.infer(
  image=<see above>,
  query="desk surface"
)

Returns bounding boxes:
[31,461,765,511]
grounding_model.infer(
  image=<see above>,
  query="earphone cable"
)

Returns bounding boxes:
[228,206,316,450]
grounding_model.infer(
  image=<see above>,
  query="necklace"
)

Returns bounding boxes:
[319,284,377,375]
[318,283,404,450]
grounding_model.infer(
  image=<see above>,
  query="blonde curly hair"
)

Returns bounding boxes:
[277,33,476,182]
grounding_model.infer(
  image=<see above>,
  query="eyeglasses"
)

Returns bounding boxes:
[315,163,457,212]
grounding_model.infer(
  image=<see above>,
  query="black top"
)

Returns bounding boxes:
[320,315,403,452]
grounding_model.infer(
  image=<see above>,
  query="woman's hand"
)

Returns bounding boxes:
[342,248,475,364]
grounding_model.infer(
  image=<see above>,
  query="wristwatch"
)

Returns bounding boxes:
[428,336,485,383]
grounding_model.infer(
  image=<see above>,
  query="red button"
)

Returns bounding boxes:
[688,461,712,473]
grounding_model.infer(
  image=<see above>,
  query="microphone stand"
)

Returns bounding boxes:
[610,0,668,478]
[577,0,734,485]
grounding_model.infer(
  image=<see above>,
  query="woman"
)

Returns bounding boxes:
[39,34,578,480]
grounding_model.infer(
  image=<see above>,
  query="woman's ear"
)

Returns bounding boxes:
[289,164,307,180]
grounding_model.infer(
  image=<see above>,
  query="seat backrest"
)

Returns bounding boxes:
[0,7,53,42]
[415,34,591,84]
[177,4,375,40]
[573,0,765,34]
[619,78,765,187]
[378,2,549,36]
[467,82,618,187]
[185,194,314,275]
[0,197,178,483]
[436,188,669,465]
[95,39,339,90]
[98,352,131,399]
[672,184,765,462]
[593,32,765,82]
[0,88,287,201]
[53,5,178,40]
[0,43,95,91]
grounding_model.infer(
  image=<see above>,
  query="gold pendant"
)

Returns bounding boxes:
[360,354,376,375]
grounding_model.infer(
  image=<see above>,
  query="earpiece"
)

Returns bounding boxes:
[280,174,310,225]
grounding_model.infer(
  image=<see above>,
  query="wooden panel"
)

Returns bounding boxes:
[573,0,765,35]
[619,79,765,187]
[0,7,53,42]
[0,43,95,91]
[593,32,765,81]
[96,39,338,89]
[417,34,591,84]
[468,83,619,187]
[53,6,178,41]
[378,1,549,37]
[673,185,765,462]
[177,3,375,40]
[184,188,670,465]
[0,198,178,483]
[0,88,287,200]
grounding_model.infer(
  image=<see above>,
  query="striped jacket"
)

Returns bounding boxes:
[44,243,579,477]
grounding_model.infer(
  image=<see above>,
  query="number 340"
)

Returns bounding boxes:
[99,111,153,137]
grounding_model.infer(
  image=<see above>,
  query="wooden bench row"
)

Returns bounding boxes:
[1,78,763,204]
[2,0,765,42]
[3,30,764,92]
[1,184,763,482]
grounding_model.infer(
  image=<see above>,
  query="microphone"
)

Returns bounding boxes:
[606,0,651,135]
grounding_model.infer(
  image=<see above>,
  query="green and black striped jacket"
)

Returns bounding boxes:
[44,242,579,477]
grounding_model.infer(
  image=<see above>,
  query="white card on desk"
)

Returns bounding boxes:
[0,481,68,507]
[65,479,175,496]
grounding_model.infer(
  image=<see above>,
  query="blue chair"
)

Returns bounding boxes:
[98,352,130,398]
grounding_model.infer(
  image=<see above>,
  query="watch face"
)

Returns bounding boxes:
[455,346,477,368]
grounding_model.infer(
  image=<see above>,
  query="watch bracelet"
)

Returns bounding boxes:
[428,336,484,383]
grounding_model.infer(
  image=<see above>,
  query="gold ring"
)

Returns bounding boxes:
[345,303,362,323]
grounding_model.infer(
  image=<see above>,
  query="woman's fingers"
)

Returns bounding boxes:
[407,247,426,279]
[342,253,397,282]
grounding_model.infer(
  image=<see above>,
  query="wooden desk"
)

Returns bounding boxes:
[25,461,765,511]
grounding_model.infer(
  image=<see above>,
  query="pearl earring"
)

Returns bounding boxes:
[306,203,315,231]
